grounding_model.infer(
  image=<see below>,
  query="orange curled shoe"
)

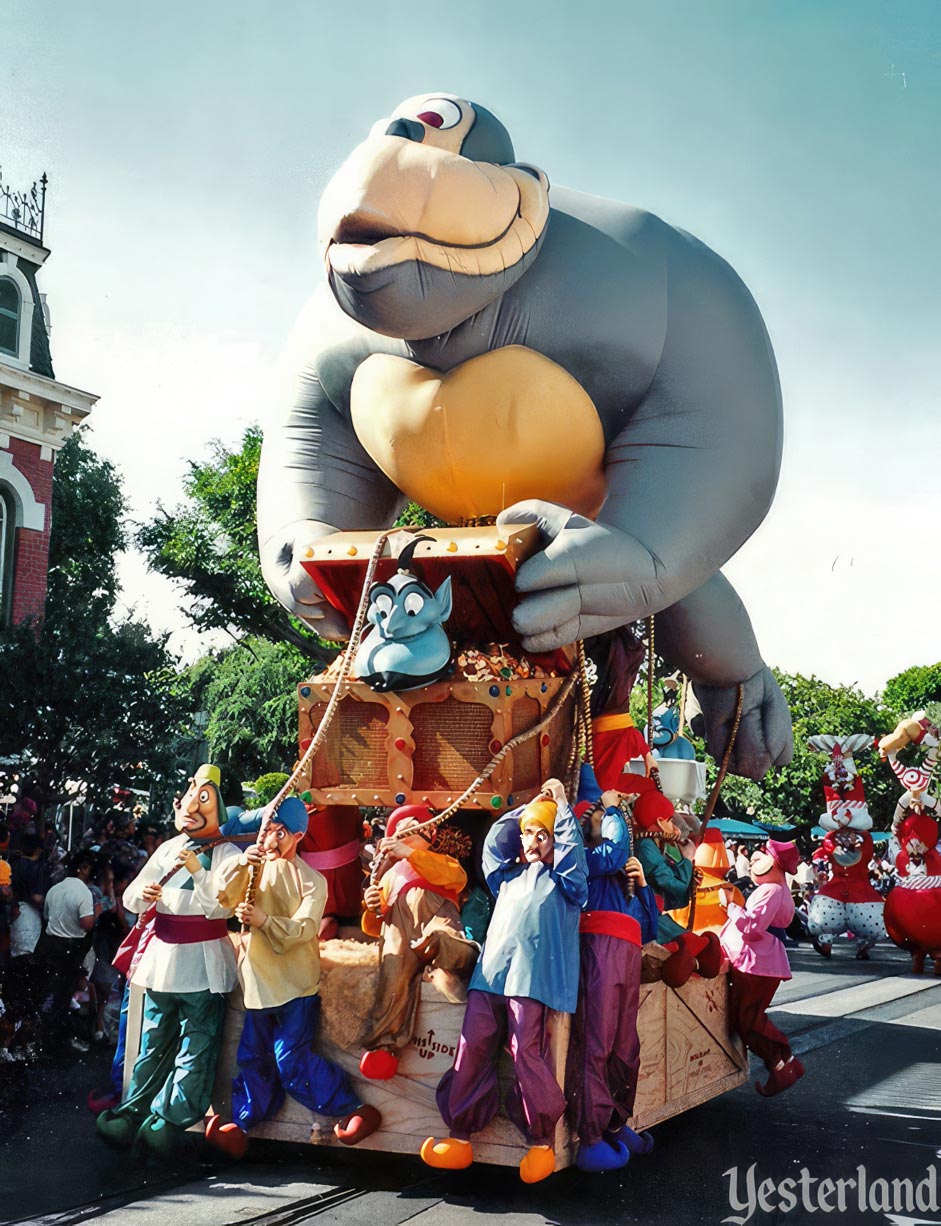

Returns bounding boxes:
[519,1144,555,1183]
[420,1136,473,1170]
[359,1048,399,1080]
[334,1104,382,1146]
[205,1113,249,1159]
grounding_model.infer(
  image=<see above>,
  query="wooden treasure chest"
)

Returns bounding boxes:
[297,526,577,813]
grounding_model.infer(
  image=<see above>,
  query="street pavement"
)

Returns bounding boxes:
[3,941,940,1226]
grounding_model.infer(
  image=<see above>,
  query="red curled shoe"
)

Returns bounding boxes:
[359,1048,399,1080]
[693,931,724,978]
[334,1104,382,1146]
[660,940,696,988]
[756,1057,805,1097]
[205,1113,249,1158]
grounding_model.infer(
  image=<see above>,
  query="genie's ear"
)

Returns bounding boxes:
[434,575,453,622]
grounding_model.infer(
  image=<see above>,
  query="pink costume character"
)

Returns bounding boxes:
[719,840,805,1097]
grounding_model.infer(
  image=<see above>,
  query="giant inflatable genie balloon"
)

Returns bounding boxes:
[258,93,793,779]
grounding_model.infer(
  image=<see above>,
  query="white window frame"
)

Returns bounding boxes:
[0,252,35,371]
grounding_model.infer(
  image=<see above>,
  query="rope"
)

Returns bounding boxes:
[645,615,655,746]
[577,640,594,766]
[367,653,586,892]
[696,682,745,844]
[242,527,401,929]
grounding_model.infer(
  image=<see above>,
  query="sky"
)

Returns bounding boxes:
[3,0,939,695]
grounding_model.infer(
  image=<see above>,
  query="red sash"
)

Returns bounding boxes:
[579,910,642,946]
[154,914,229,944]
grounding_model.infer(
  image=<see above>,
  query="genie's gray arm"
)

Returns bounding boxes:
[258,291,405,635]
[656,573,794,778]
[500,236,782,648]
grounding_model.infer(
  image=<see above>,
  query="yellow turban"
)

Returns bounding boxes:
[520,799,557,834]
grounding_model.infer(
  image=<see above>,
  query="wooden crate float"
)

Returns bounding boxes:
[298,674,575,813]
[124,941,747,1168]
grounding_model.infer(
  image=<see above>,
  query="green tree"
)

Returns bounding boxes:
[697,671,900,830]
[0,434,190,813]
[882,663,941,717]
[180,636,313,784]
[136,426,335,664]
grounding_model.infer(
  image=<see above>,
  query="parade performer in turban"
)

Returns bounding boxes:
[422,780,588,1184]
[718,840,804,1097]
[359,805,477,1081]
[567,770,659,1173]
[632,789,724,987]
[204,797,381,1156]
[97,765,239,1155]
[885,813,941,976]
[807,735,885,960]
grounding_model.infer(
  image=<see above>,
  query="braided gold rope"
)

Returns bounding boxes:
[577,640,594,766]
[386,666,582,845]
[646,614,655,748]
[242,528,401,929]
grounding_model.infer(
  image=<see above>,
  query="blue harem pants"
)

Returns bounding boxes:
[233,995,361,1129]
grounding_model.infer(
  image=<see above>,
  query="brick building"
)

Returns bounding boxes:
[0,171,97,625]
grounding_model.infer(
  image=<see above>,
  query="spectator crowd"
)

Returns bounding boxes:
[0,798,168,1063]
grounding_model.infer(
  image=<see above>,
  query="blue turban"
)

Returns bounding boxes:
[271,796,309,834]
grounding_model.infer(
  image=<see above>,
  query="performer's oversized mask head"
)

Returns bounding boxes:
[319,93,550,339]
[261,797,309,861]
[385,804,436,853]
[751,838,799,883]
[175,764,224,839]
[520,798,556,864]
[899,814,939,857]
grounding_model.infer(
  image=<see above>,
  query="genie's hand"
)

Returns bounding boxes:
[694,666,794,781]
[259,519,352,641]
[497,501,659,651]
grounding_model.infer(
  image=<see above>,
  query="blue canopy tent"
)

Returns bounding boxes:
[753,819,796,834]
[710,818,765,840]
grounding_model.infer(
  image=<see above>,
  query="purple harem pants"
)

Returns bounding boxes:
[436,990,566,1145]
[566,931,642,1146]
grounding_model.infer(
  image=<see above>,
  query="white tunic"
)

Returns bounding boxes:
[124,834,238,995]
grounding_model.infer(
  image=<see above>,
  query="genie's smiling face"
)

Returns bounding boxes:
[319,94,550,340]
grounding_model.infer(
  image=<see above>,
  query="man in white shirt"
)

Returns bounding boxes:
[97,765,241,1158]
[35,851,97,1049]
